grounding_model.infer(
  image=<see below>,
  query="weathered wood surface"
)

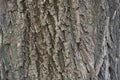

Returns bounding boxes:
[0,0,119,80]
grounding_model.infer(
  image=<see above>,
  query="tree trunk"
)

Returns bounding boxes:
[0,0,119,80]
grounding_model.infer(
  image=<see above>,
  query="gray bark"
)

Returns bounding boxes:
[0,0,120,80]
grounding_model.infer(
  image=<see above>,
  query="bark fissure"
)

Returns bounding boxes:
[0,0,119,80]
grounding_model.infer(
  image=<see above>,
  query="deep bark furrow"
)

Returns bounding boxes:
[0,0,119,80]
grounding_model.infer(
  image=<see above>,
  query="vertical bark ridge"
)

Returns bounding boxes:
[0,0,119,80]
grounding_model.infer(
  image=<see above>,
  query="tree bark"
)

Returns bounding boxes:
[0,0,120,80]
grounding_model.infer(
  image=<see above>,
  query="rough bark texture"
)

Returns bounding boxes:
[0,0,120,80]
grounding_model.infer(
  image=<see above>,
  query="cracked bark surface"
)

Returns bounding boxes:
[0,0,120,80]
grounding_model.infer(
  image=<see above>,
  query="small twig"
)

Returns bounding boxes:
[112,10,116,20]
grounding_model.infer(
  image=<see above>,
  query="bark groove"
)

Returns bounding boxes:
[0,0,119,80]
